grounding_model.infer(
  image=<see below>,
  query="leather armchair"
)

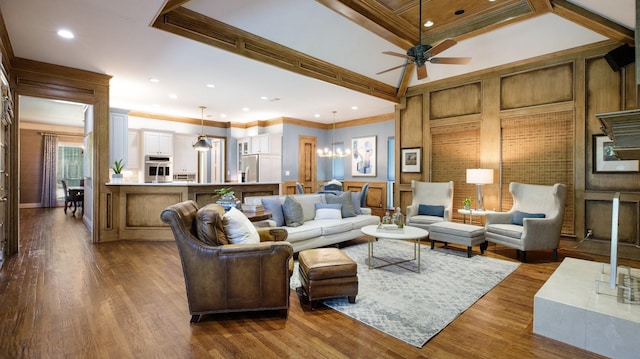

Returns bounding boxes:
[405,180,454,230]
[485,182,567,262]
[160,200,293,323]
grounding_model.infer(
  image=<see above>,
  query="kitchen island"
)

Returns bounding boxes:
[103,182,280,242]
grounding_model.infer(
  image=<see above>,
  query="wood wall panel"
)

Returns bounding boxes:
[500,63,574,109]
[586,199,638,244]
[429,82,482,119]
[399,94,424,185]
[585,57,639,191]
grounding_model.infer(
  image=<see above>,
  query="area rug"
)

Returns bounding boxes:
[290,240,520,347]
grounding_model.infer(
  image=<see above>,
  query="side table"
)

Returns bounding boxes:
[457,209,494,225]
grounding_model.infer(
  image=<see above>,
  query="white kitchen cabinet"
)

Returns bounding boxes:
[173,134,198,174]
[127,130,140,169]
[109,109,129,167]
[143,131,173,156]
[250,134,269,154]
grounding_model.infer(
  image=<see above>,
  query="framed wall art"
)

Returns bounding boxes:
[593,134,639,173]
[351,136,376,176]
[401,147,421,173]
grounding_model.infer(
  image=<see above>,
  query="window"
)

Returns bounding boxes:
[57,143,84,199]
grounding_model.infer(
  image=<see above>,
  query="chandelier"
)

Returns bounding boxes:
[193,106,212,151]
[317,111,351,158]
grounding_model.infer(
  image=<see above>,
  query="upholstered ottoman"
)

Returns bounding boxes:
[428,222,487,258]
[298,248,358,306]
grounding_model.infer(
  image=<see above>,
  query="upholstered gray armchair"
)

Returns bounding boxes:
[405,180,454,230]
[160,200,293,323]
[485,182,567,262]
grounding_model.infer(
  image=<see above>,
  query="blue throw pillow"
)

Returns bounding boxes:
[512,211,546,226]
[325,191,357,218]
[261,197,285,227]
[351,191,362,215]
[418,204,445,217]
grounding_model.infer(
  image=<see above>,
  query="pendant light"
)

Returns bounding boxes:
[317,111,351,158]
[193,106,212,151]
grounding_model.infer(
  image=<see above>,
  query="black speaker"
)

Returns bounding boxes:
[604,44,635,72]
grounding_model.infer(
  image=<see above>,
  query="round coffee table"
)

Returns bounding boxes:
[360,225,429,273]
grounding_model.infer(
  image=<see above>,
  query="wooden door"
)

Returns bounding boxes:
[298,135,317,193]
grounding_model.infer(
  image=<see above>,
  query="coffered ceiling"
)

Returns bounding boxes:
[1,0,635,126]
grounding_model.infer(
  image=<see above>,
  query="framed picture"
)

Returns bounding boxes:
[593,134,639,173]
[401,147,422,173]
[351,136,376,176]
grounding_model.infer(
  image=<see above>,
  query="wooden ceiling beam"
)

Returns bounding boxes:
[551,0,634,45]
[151,5,399,103]
[316,0,416,49]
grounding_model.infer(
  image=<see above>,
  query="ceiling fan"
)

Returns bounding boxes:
[377,1,471,80]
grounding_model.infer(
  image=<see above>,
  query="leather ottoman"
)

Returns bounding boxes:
[298,248,358,306]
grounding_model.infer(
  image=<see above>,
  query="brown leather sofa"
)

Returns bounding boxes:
[160,200,293,323]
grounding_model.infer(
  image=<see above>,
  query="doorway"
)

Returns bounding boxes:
[200,137,226,183]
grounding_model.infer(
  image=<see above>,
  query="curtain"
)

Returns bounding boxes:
[41,134,58,207]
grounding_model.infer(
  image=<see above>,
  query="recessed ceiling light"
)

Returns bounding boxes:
[169,94,177,99]
[242,107,250,112]
[57,29,74,39]
[351,106,358,110]
[424,20,434,27]
[314,114,320,118]
[206,84,215,88]
[454,9,465,15]
[260,96,268,100]
[221,114,227,118]
[149,78,160,83]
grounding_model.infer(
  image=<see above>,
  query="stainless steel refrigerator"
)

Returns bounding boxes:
[240,153,281,182]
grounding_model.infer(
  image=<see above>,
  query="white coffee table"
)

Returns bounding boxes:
[360,225,429,273]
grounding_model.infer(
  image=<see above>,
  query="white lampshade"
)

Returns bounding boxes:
[466,168,494,185]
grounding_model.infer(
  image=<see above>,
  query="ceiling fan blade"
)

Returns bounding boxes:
[376,63,409,75]
[416,64,427,80]
[427,39,457,57]
[382,51,412,59]
[429,57,471,65]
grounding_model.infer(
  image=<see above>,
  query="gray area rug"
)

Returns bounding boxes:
[290,240,520,347]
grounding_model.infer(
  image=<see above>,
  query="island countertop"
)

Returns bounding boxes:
[103,182,281,242]
[105,181,282,186]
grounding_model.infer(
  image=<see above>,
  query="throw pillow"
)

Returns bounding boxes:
[351,191,362,215]
[418,204,445,217]
[222,207,260,244]
[326,191,357,218]
[314,203,342,220]
[512,211,546,226]
[195,203,228,246]
[282,195,304,227]
[261,197,285,227]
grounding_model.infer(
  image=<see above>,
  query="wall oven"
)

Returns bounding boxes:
[144,155,173,183]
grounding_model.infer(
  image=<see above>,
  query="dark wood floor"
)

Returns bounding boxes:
[1,208,628,358]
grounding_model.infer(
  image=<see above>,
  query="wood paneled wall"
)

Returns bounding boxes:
[397,41,640,244]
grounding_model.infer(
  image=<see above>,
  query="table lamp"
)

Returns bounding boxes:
[466,169,494,211]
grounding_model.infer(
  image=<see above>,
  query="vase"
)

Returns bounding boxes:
[216,195,239,211]
[464,204,471,211]
[112,173,123,183]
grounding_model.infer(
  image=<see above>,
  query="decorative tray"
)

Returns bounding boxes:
[377,224,404,232]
